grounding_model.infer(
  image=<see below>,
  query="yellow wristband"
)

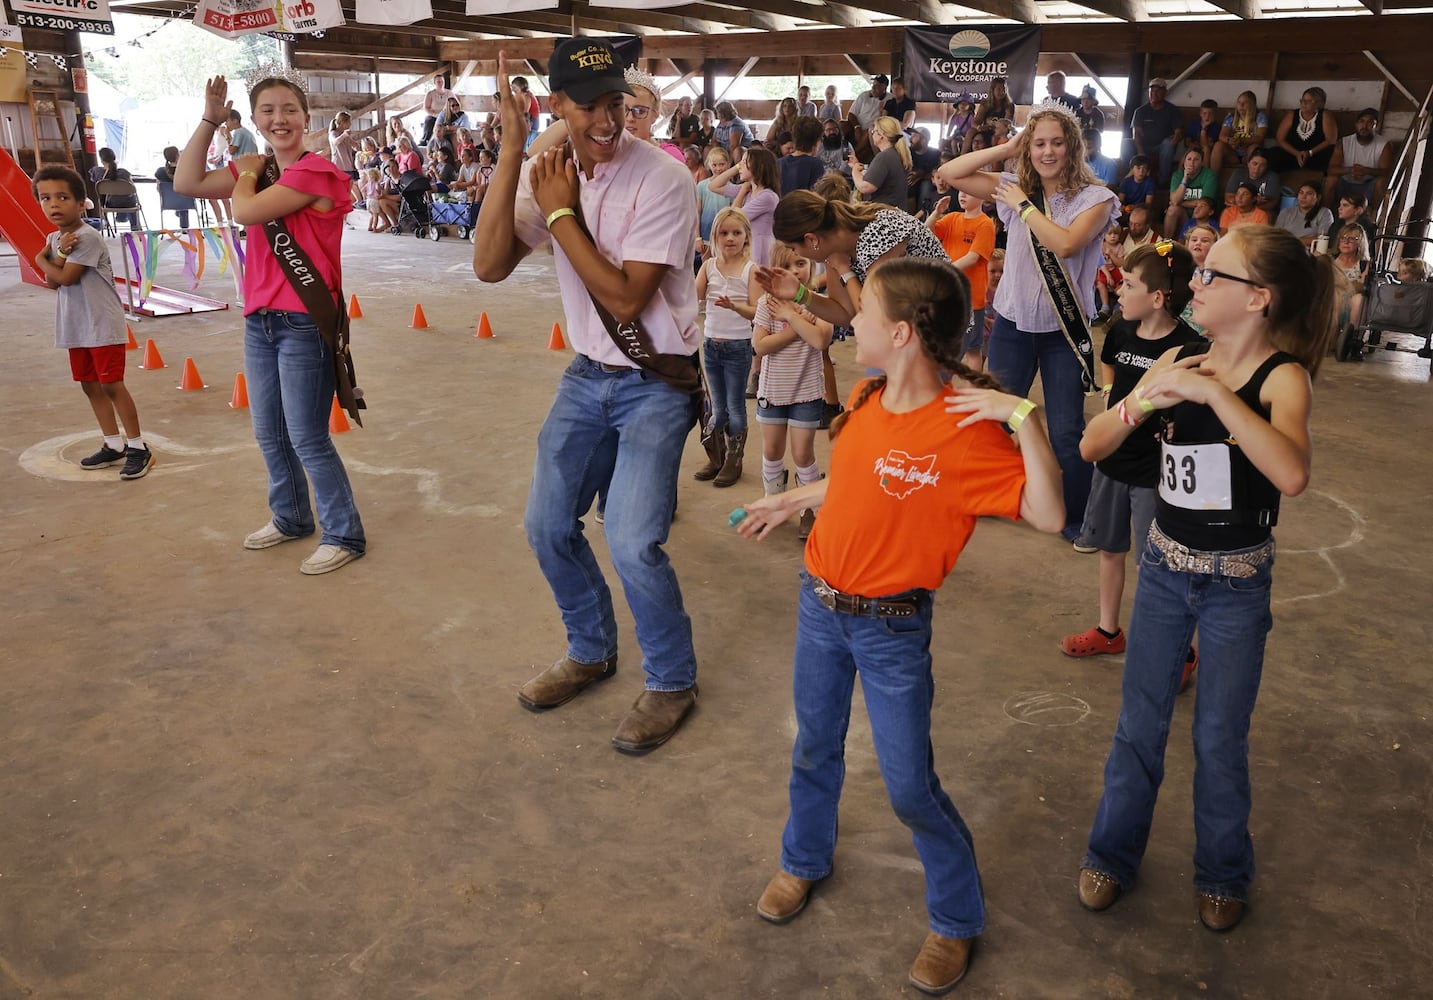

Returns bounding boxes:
[238,170,259,182]
[794,283,809,305]
[1019,204,1037,222]
[1102,383,1113,394]
[546,207,576,229]
[1132,391,1156,414]
[55,248,70,259]
[1007,398,1036,431]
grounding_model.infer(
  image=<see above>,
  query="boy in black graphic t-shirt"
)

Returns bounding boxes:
[1062,241,1202,675]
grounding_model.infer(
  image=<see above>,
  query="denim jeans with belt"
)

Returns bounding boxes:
[244,310,365,553]
[780,573,984,939]
[524,356,697,691]
[1084,534,1275,901]
[986,313,1093,540]
[702,337,753,437]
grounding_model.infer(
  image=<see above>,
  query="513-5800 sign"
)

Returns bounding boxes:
[203,7,278,31]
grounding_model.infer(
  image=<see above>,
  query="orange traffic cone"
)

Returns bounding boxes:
[328,396,351,434]
[140,338,166,370]
[229,373,249,409]
[410,304,428,329]
[178,357,207,391]
[125,324,138,350]
[476,312,494,339]
[547,322,566,350]
[348,294,363,319]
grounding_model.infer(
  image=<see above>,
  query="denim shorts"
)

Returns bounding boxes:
[960,305,989,356]
[756,397,824,428]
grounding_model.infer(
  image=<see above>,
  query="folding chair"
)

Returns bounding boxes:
[156,179,197,231]
[95,179,148,234]
[96,179,149,318]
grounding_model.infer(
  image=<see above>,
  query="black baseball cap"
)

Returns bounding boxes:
[549,37,633,104]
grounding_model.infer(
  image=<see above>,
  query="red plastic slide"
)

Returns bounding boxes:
[0,147,55,287]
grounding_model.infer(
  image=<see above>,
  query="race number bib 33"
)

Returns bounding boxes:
[1159,442,1233,510]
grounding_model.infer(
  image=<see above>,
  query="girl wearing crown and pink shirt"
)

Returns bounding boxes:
[175,74,365,577]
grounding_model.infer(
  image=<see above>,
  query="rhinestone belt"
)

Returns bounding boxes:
[1148,522,1273,579]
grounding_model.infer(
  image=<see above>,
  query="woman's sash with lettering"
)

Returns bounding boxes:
[257,155,366,424]
[1026,187,1099,396]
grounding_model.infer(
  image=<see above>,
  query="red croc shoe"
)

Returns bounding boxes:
[1061,626,1127,658]
[1179,646,1198,693]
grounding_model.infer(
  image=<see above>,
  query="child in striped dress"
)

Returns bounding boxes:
[752,243,834,538]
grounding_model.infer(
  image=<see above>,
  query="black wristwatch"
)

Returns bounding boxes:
[1018,199,1033,212]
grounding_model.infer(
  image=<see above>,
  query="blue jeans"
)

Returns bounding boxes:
[524,356,697,691]
[781,574,984,938]
[702,338,752,437]
[244,310,365,553]
[987,313,1092,539]
[1084,534,1275,901]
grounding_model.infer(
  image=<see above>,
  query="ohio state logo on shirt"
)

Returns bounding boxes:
[873,450,941,499]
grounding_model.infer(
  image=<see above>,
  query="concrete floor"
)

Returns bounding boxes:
[1,228,1430,1000]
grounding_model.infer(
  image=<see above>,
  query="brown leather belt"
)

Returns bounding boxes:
[811,576,922,618]
[1148,522,1274,580]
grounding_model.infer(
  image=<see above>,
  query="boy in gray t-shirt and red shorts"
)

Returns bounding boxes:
[32,165,154,479]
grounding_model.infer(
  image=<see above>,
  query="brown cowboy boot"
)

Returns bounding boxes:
[693,422,726,481]
[517,656,617,711]
[611,685,698,754]
[713,430,746,488]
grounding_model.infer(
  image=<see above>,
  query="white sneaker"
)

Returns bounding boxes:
[244,522,302,550]
[300,544,361,576]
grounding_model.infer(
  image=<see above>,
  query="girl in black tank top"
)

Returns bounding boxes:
[1073,227,1338,933]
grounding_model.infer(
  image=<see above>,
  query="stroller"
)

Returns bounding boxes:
[1341,234,1433,371]
[394,170,434,239]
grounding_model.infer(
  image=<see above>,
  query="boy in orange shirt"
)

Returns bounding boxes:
[737,258,1062,994]
[926,188,996,370]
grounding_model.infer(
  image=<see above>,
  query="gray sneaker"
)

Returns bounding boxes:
[80,444,126,469]
[119,446,155,481]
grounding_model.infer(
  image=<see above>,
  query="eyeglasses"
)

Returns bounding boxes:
[625,106,653,120]
[1194,266,1263,288]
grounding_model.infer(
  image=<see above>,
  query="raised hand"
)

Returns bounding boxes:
[753,264,800,301]
[204,76,232,123]
[495,53,535,150]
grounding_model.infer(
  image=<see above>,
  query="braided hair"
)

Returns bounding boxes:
[830,258,1004,439]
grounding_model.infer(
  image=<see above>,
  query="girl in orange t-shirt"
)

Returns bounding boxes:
[735,257,1063,994]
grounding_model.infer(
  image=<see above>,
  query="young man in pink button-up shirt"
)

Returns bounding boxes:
[474,39,702,756]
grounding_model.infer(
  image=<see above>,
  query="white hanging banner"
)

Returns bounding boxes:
[11,0,115,35]
[195,0,345,40]
[355,0,433,26]
[595,0,674,7]
[465,0,558,15]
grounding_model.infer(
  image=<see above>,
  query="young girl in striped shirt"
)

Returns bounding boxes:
[752,243,834,538]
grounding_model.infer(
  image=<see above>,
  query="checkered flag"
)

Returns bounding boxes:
[24,51,38,68]
[50,54,67,69]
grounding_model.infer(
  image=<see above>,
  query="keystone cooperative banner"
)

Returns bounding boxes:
[9,0,115,35]
[902,25,1041,105]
